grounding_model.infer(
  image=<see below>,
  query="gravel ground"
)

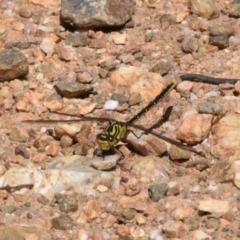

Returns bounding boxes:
[0,0,240,239]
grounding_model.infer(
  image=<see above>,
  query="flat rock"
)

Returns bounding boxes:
[91,155,120,170]
[0,49,28,82]
[0,155,121,200]
[54,82,93,98]
[198,198,229,215]
[126,133,167,156]
[61,0,134,28]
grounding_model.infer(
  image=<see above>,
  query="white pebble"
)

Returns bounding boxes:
[189,185,200,193]
[204,91,218,98]
[190,92,198,101]
[150,229,164,240]
[103,100,119,110]
[168,181,177,188]
[208,183,217,191]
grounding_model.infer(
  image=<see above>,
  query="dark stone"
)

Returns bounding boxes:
[148,183,168,201]
[183,212,200,230]
[111,93,129,103]
[60,135,73,148]
[229,3,240,18]
[37,194,51,205]
[65,32,87,47]
[122,208,137,220]
[54,82,93,98]
[0,50,28,82]
[205,217,219,230]
[209,35,229,49]
[150,60,171,76]
[198,101,222,115]
[51,214,74,230]
[61,0,134,28]
[15,144,30,159]
[56,194,78,213]
[133,52,143,61]
[73,143,88,156]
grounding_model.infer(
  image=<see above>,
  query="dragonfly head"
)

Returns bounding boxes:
[96,133,114,151]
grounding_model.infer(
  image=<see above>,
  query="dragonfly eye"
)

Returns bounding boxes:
[97,133,108,141]
[108,136,114,141]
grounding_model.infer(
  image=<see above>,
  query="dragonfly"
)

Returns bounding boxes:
[23,81,204,159]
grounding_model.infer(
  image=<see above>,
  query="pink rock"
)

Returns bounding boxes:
[171,206,195,220]
[32,46,44,62]
[43,100,63,111]
[135,213,146,225]
[40,38,55,55]
[76,71,93,83]
[46,142,60,157]
[32,153,46,163]
[162,220,188,238]
[234,81,240,94]
[130,226,145,238]
[176,81,194,92]
[122,177,141,197]
[55,46,77,61]
[177,113,212,145]
[116,225,130,236]
[84,200,101,222]
[102,214,117,229]
[12,22,25,31]
[3,98,14,110]
[9,79,24,91]
[15,100,30,112]
[112,32,127,45]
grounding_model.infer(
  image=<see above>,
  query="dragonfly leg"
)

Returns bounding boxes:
[128,129,143,139]
[93,148,105,160]
[112,147,124,160]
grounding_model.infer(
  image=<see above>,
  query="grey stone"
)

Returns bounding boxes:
[198,101,222,115]
[209,35,229,49]
[51,214,74,230]
[122,208,137,220]
[15,144,30,159]
[0,50,28,82]
[205,217,219,230]
[61,0,134,28]
[111,93,129,103]
[148,183,168,201]
[65,32,87,47]
[150,59,171,76]
[181,36,199,53]
[54,82,93,98]
[55,193,79,213]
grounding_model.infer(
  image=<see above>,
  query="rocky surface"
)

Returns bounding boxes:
[0,0,240,239]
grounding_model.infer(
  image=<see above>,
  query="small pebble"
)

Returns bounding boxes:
[103,100,119,110]
[148,183,168,201]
